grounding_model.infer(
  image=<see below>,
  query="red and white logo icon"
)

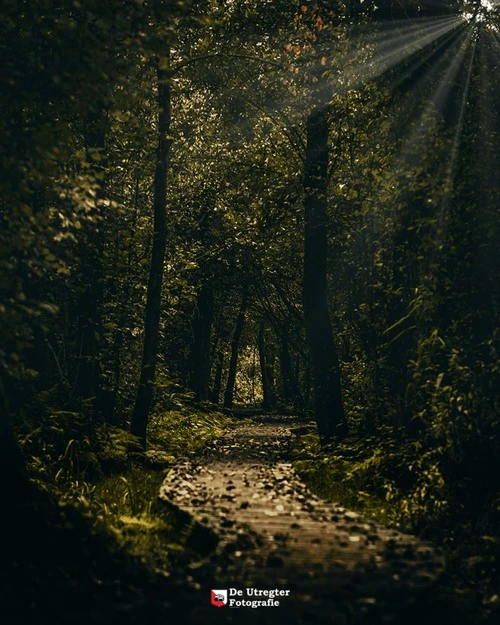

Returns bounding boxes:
[211,589,228,607]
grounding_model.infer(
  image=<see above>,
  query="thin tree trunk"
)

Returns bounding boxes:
[131,58,170,448]
[258,320,274,411]
[302,107,347,441]
[210,350,224,404]
[76,287,100,398]
[189,280,214,401]
[188,191,216,401]
[223,288,249,409]
[303,363,312,410]
[294,354,305,409]
[278,330,295,406]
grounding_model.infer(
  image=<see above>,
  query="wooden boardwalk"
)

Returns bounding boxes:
[160,416,445,624]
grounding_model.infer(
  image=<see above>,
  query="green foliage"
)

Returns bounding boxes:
[82,467,196,573]
[406,327,500,533]
[148,404,234,455]
[293,430,400,526]
[95,424,141,471]
[20,397,234,575]
[293,428,451,531]
[20,406,99,484]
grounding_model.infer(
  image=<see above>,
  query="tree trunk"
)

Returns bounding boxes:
[210,350,224,404]
[303,362,312,410]
[188,191,216,401]
[258,320,275,411]
[76,280,101,403]
[278,330,295,406]
[189,280,214,401]
[103,177,141,425]
[223,288,249,409]
[302,107,347,441]
[294,354,305,409]
[131,58,170,448]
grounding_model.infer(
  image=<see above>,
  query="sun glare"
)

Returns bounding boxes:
[463,0,495,22]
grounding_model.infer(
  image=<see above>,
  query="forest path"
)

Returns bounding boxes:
[160,415,445,624]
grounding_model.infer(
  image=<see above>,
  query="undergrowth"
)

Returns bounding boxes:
[148,403,234,455]
[292,426,500,625]
[18,397,234,574]
[292,426,403,528]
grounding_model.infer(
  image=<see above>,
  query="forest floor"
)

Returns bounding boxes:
[5,413,497,625]
[159,414,449,624]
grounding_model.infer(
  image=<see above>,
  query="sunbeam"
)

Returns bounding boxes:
[389,23,465,89]
[342,14,482,283]
[436,30,476,239]
[320,15,468,97]
[397,24,475,162]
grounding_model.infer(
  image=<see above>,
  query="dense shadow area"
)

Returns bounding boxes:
[2,492,186,625]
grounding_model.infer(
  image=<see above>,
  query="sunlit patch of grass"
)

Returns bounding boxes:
[79,406,234,569]
[50,463,195,574]
[91,466,201,572]
[148,405,235,455]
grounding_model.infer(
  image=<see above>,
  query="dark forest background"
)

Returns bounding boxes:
[1,1,499,623]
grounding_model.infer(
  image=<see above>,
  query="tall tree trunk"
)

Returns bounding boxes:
[188,191,217,401]
[131,58,170,448]
[258,320,275,411]
[76,279,101,402]
[278,329,295,406]
[303,362,312,410]
[302,107,347,441]
[223,288,249,409]
[294,354,305,409]
[210,350,224,404]
[104,177,141,425]
[189,280,214,401]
